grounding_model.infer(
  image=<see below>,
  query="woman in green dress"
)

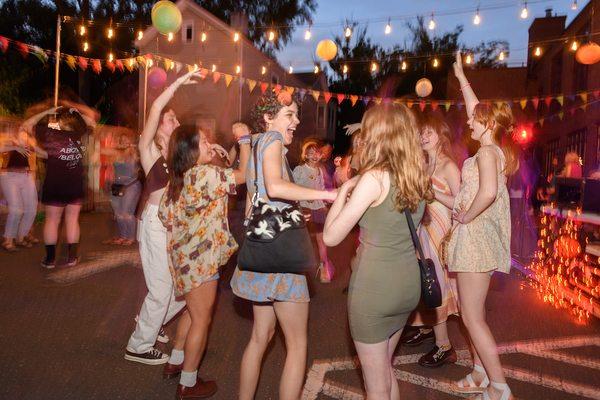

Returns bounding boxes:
[324,104,433,399]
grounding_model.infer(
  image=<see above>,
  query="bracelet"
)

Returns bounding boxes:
[460,83,471,91]
[237,135,251,145]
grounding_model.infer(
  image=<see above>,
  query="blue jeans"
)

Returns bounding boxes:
[110,180,142,240]
[0,171,38,239]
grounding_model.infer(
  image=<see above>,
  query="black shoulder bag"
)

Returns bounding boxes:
[404,209,443,309]
[237,141,317,274]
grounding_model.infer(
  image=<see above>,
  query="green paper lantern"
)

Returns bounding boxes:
[151,1,182,35]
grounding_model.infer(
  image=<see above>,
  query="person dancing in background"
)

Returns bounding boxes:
[324,104,433,400]
[124,69,200,365]
[448,52,517,400]
[293,140,335,283]
[401,113,461,368]
[158,125,250,399]
[21,101,98,268]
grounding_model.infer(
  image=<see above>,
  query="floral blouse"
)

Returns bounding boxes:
[159,164,237,296]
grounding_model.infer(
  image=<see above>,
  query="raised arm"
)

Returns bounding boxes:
[263,140,336,202]
[60,100,100,128]
[139,69,201,153]
[453,147,498,224]
[453,51,479,118]
[20,107,58,135]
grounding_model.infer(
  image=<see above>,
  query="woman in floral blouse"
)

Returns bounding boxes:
[158,125,250,399]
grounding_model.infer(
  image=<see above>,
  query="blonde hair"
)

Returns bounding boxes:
[357,104,433,212]
[472,102,519,176]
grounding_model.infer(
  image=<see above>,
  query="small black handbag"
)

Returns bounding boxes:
[404,209,443,309]
[237,142,317,274]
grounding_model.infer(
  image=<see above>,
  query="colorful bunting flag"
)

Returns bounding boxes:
[115,59,124,72]
[212,71,221,84]
[431,101,439,111]
[65,55,76,70]
[0,36,8,53]
[91,59,102,74]
[406,100,413,108]
[224,74,233,87]
[362,97,370,106]
[544,96,552,107]
[336,93,345,104]
[297,88,306,101]
[78,57,88,71]
[350,95,359,107]
[443,101,451,111]
[323,92,332,103]
[532,97,540,109]
[556,95,564,106]
[246,79,257,93]
[273,84,282,95]
[16,42,29,58]
[106,61,116,73]
[520,99,528,109]
[419,101,426,112]
[260,82,269,94]
[285,86,295,95]
[310,90,320,101]
[579,93,588,103]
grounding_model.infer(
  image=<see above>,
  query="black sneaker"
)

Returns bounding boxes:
[401,328,435,346]
[157,326,170,344]
[66,257,79,267]
[41,259,56,269]
[124,348,169,365]
[418,345,457,368]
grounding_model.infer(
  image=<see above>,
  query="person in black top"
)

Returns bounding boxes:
[21,101,99,268]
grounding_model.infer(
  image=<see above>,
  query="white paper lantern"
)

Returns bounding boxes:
[415,78,433,98]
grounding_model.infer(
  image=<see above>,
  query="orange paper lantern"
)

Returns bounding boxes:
[316,39,338,61]
[575,42,600,65]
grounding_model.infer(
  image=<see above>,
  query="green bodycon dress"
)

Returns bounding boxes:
[348,184,425,344]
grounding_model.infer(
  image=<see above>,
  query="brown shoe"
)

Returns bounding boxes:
[176,379,217,399]
[163,362,183,379]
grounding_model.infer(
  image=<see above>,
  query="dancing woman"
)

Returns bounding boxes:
[448,51,518,400]
[324,104,433,400]
[402,114,461,368]
[230,90,336,400]
[124,69,199,365]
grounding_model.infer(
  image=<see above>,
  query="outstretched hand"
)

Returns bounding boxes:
[210,143,230,161]
[453,51,464,79]
[175,69,202,86]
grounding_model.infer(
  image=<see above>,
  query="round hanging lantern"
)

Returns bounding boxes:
[555,235,581,259]
[575,42,600,65]
[151,1,182,35]
[316,39,338,61]
[415,78,433,98]
[148,67,167,89]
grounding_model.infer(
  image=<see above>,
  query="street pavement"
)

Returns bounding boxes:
[0,209,599,400]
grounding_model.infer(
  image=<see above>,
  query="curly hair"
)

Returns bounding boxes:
[356,104,433,212]
[251,89,297,133]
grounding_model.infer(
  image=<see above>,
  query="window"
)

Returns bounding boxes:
[182,21,194,43]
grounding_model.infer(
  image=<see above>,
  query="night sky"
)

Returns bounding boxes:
[276,0,590,72]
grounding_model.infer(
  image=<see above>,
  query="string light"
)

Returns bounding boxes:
[167,32,174,42]
[570,40,579,51]
[108,52,114,62]
[384,19,392,35]
[344,26,352,38]
[288,65,294,74]
[233,32,240,42]
[201,32,207,42]
[193,63,199,71]
[520,2,529,19]
[473,9,481,25]
[168,60,175,70]
[401,60,407,71]
[235,65,241,74]
[304,27,312,40]
[211,64,217,72]
[314,65,320,74]
[128,59,135,68]
[137,30,144,41]
[571,0,578,10]
[534,46,542,57]
[342,64,349,74]
[465,54,473,64]
[107,27,114,39]
[261,65,267,75]
[79,24,86,36]
[428,14,436,30]
[267,30,275,42]
[499,51,505,61]
[370,61,378,72]
[147,59,153,68]
[433,58,440,68]
[83,41,89,52]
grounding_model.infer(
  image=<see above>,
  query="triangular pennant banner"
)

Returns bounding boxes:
[362,97,370,106]
[32,46,48,64]
[556,95,564,106]
[105,61,116,73]
[297,88,306,102]
[212,72,221,84]
[125,59,136,72]
[457,102,464,110]
[285,86,295,95]
[544,96,552,107]
[520,99,528,109]
[224,74,233,87]
[593,90,600,99]
[65,55,76,70]
[444,101,451,112]
[310,90,320,101]
[373,97,382,105]
[532,98,540,109]
[350,95,359,107]
[246,79,257,93]
[78,57,88,71]
[273,84,282,95]
[323,92,332,103]
[260,82,269,94]
[115,59,124,72]
[199,68,209,79]
[567,94,576,102]
[336,93,345,104]
[0,36,8,53]
[16,42,29,58]
[92,59,102,74]
[539,118,544,127]
[580,93,588,103]
[495,101,504,109]
[407,100,414,108]
[431,101,439,111]
[419,101,426,112]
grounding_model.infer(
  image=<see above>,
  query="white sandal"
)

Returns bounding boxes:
[453,364,490,394]
[475,381,514,400]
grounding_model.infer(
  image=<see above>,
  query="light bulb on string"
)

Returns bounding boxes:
[520,2,529,19]
[304,27,312,40]
[534,46,542,57]
[385,19,392,35]
[465,54,473,64]
[499,51,505,61]
[167,32,174,42]
[344,26,352,38]
[128,59,135,68]
[571,0,578,10]
[314,65,320,74]
[267,30,276,42]
[211,64,217,72]
[261,66,267,75]
[433,58,439,68]
[371,61,378,72]
[79,24,86,36]
[233,32,240,42]
[107,27,114,39]
[288,66,294,74]
[201,32,207,42]
[108,52,114,63]
[235,65,241,74]
[83,41,89,52]
[146,59,153,68]
[428,14,436,30]
[137,30,144,41]
[342,64,348,74]
[570,40,578,51]
[401,60,407,71]
[473,9,481,25]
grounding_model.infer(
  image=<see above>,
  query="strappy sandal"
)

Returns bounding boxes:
[15,239,33,248]
[453,364,490,394]
[24,234,39,244]
[474,382,514,400]
[2,239,18,252]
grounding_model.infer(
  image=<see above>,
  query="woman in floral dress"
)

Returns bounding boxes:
[158,125,250,399]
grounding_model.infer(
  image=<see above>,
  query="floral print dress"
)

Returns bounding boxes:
[159,164,238,296]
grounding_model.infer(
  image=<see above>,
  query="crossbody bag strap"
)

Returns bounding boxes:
[404,209,426,261]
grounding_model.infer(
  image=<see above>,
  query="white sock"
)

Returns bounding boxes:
[179,370,197,387]
[170,349,184,365]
